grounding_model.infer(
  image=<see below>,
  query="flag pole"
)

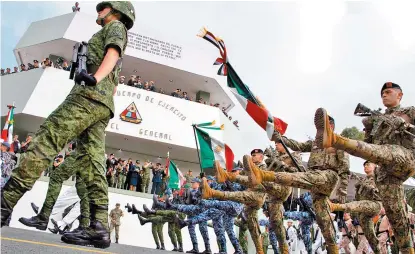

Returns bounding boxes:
[192,124,204,174]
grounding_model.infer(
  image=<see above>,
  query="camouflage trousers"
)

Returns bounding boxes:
[272,169,339,249]
[117,174,126,189]
[235,219,249,254]
[39,155,90,228]
[2,95,110,228]
[142,177,150,193]
[336,200,382,254]
[334,139,415,252]
[199,199,243,253]
[109,223,120,239]
[147,211,184,248]
[152,222,165,246]
[218,190,266,254]
[263,181,291,254]
[259,219,280,254]
[262,231,269,254]
[376,176,413,253]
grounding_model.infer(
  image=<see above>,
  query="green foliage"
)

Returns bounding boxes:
[340,126,365,141]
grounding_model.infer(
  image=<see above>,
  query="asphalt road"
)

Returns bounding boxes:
[1,227,169,254]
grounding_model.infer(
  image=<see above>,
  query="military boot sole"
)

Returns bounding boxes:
[61,235,111,249]
[18,218,47,231]
[314,108,330,149]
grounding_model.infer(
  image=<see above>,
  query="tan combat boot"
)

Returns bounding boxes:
[201,178,225,200]
[280,243,289,254]
[214,161,236,183]
[243,155,275,186]
[314,108,371,155]
[325,243,339,254]
[327,200,345,212]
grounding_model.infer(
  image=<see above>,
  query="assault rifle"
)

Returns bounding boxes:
[69,41,96,86]
[354,103,415,138]
[299,196,316,219]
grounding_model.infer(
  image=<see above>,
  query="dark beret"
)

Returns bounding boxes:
[381,82,401,95]
[251,149,264,155]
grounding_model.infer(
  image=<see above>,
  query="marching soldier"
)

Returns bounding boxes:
[109,203,124,243]
[328,161,382,253]
[1,1,135,249]
[312,82,415,253]
[246,115,350,254]
[18,140,90,233]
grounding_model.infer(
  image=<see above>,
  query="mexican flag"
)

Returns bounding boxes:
[198,28,288,137]
[1,105,15,143]
[195,126,234,172]
[165,157,184,190]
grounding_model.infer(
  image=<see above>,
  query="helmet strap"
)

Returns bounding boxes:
[96,9,114,27]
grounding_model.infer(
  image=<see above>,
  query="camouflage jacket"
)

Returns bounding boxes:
[109,207,123,226]
[69,20,128,118]
[142,164,152,179]
[354,174,381,201]
[364,105,415,151]
[282,137,350,194]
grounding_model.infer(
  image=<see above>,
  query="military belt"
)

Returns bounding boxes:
[376,230,388,236]
[87,65,99,75]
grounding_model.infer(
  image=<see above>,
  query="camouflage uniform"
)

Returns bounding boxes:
[247,137,350,254]
[168,202,218,252]
[1,16,129,237]
[109,206,123,242]
[235,217,249,254]
[263,150,305,254]
[261,230,270,254]
[142,164,151,193]
[200,199,244,253]
[207,167,267,254]
[150,209,185,250]
[259,219,279,254]
[330,174,382,254]
[39,150,89,227]
[313,104,415,253]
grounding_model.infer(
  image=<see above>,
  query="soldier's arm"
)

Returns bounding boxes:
[94,22,127,84]
[335,151,350,203]
[282,137,313,153]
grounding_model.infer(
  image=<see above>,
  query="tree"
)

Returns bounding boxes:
[340,126,365,141]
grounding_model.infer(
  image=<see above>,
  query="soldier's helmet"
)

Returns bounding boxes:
[301,192,313,207]
[96,1,135,30]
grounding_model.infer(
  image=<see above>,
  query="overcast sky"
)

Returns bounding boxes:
[2,1,415,176]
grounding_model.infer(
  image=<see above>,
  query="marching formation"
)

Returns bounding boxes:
[121,81,414,254]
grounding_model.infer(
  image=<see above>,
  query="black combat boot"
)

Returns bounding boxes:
[143,204,155,215]
[61,204,111,249]
[165,197,173,209]
[132,204,142,215]
[160,243,165,250]
[31,202,39,214]
[138,215,150,226]
[18,214,48,230]
[178,242,184,252]
[1,192,13,227]
[186,244,199,253]
[152,195,160,210]
[156,243,160,249]
[115,238,118,244]
[172,243,179,252]
[174,214,188,229]
[48,227,59,234]
[125,203,132,213]
[201,244,212,254]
